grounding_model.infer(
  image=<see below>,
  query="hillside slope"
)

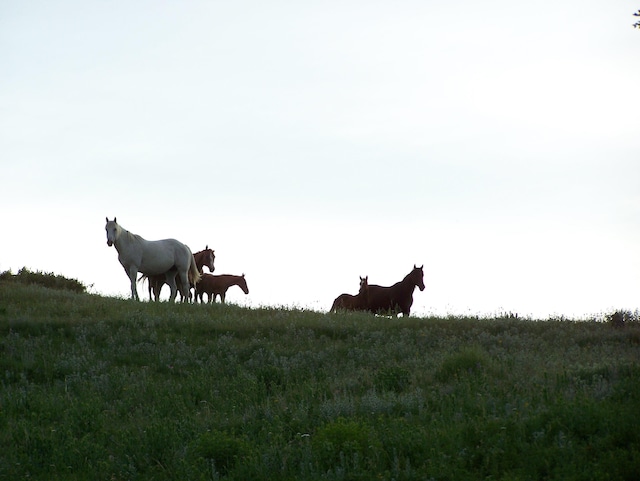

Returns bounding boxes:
[1,282,639,480]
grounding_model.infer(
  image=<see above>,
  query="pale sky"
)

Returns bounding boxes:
[2,1,638,318]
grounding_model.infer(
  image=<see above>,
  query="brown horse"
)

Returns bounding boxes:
[366,265,424,317]
[330,276,369,313]
[196,273,249,304]
[144,246,216,301]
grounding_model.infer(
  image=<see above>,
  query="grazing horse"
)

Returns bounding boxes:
[105,217,201,302]
[367,265,425,317]
[195,273,249,304]
[145,246,215,301]
[330,276,369,313]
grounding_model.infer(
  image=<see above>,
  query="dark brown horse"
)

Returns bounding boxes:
[144,246,215,301]
[196,273,249,304]
[367,265,424,316]
[330,276,369,313]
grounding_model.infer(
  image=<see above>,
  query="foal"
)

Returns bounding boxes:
[329,276,369,313]
[196,273,249,304]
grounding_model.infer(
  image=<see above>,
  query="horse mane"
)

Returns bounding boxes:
[124,229,145,244]
[115,225,145,245]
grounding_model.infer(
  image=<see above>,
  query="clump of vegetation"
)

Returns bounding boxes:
[435,345,495,382]
[0,267,88,293]
[607,310,639,328]
[312,417,379,470]
[374,365,411,393]
[190,430,251,476]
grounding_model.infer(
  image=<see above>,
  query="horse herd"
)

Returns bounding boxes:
[105,218,425,316]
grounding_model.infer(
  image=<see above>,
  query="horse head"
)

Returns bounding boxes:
[105,217,119,247]
[358,276,368,293]
[358,276,369,305]
[203,245,216,273]
[412,265,425,291]
[239,274,249,294]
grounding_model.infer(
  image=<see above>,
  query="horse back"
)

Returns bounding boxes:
[137,238,193,274]
[367,282,414,315]
[331,293,355,312]
[197,273,232,294]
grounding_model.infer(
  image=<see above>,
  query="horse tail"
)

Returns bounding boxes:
[329,300,338,313]
[329,295,343,313]
[188,255,202,286]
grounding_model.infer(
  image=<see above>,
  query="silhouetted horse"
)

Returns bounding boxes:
[144,246,215,302]
[367,265,425,316]
[196,273,249,303]
[330,276,369,313]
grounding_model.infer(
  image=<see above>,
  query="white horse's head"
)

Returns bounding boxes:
[105,217,120,247]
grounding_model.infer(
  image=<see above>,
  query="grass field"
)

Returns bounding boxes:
[1,280,639,480]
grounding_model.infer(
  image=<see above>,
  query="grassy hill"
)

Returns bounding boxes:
[1,281,639,480]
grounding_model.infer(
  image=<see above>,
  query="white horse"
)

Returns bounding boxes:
[105,217,201,302]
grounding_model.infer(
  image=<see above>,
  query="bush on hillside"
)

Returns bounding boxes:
[0,267,87,294]
[606,309,639,328]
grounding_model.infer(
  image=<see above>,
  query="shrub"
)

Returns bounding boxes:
[190,430,251,475]
[607,310,638,328]
[435,346,494,382]
[312,418,379,470]
[374,365,411,393]
[0,267,88,293]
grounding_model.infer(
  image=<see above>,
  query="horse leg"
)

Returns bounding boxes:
[178,270,190,303]
[151,278,160,302]
[402,298,414,317]
[221,291,226,304]
[127,266,139,301]
[154,280,162,302]
[165,271,178,302]
[177,277,185,302]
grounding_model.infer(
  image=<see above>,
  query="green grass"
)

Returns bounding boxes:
[1,281,639,480]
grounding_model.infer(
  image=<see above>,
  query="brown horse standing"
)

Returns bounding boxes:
[145,246,215,301]
[196,273,249,303]
[330,276,369,313]
[367,265,424,317]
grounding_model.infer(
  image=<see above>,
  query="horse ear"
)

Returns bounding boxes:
[106,217,109,223]
[205,245,208,250]
[114,217,117,223]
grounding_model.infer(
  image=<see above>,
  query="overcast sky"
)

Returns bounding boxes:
[2,1,638,318]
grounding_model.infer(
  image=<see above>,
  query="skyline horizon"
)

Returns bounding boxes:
[2,1,638,320]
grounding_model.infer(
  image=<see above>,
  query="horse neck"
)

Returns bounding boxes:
[219,275,239,287]
[114,227,141,250]
[358,287,369,303]
[398,274,418,294]
[193,250,205,269]
[402,272,418,287]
